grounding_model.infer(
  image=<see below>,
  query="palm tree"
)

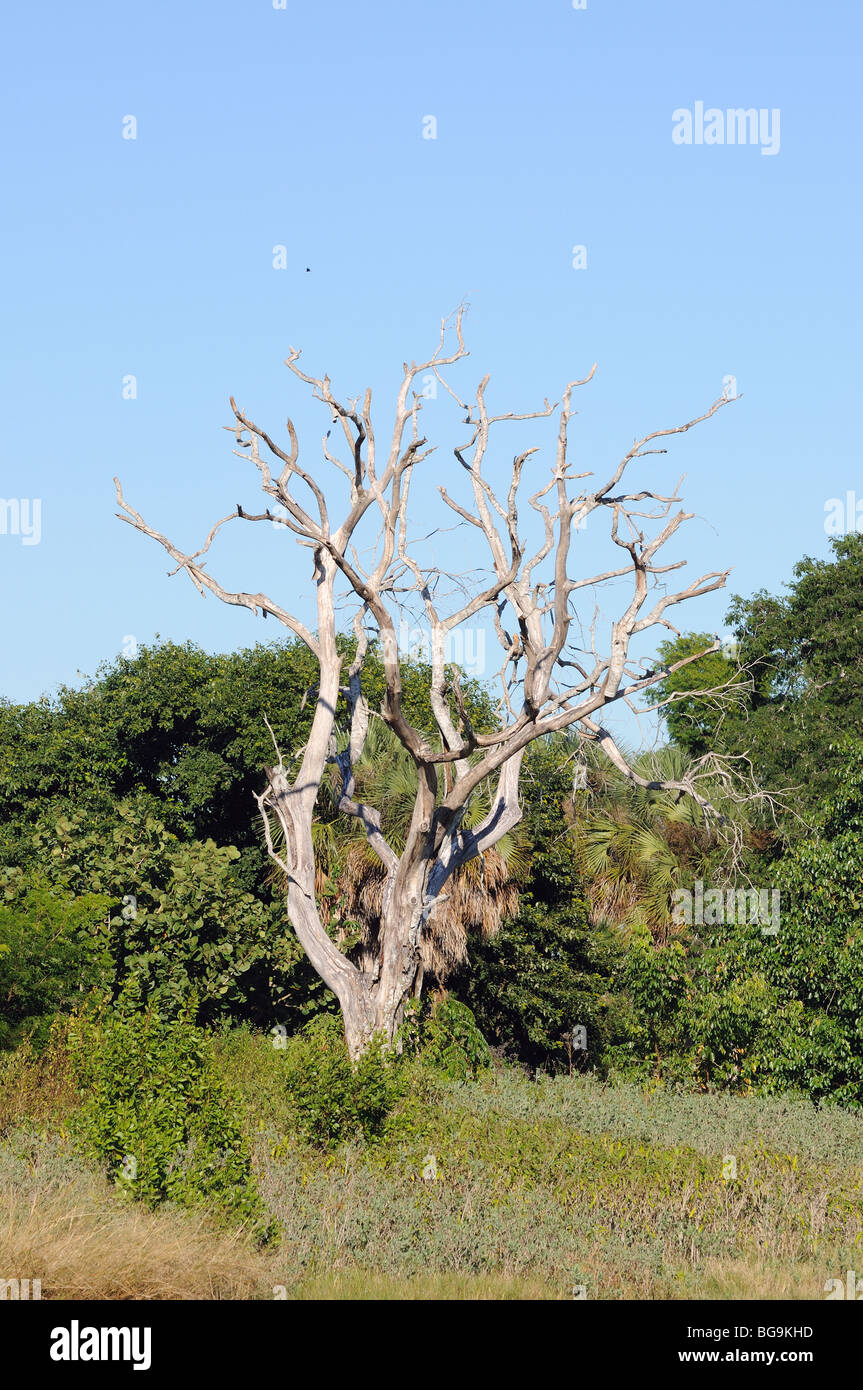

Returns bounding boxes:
[568,740,746,944]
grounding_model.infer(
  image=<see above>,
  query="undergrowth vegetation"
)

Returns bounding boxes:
[3,1009,861,1300]
[65,992,272,1239]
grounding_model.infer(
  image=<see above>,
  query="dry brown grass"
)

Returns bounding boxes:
[691,1258,832,1301]
[4,1030,862,1302]
[0,1149,847,1301]
[0,1166,269,1300]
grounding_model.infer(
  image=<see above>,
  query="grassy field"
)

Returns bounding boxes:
[2,1032,862,1301]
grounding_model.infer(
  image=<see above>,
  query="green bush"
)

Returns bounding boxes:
[66,990,272,1238]
[274,1015,405,1149]
[402,996,492,1081]
[2,805,295,1027]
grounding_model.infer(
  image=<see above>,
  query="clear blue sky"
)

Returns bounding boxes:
[1,0,860,745]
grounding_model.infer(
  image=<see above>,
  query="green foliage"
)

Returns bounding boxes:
[0,803,299,1028]
[611,930,690,1065]
[249,1061,863,1298]
[402,996,492,1080]
[0,637,496,1036]
[272,1015,406,1149]
[455,740,628,1072]
[66,990,271,1235]
[651,534,863,822]
[0,637,494,872]
[3,558,863,1117]
[607,742,863,1107]
[572,740,749,938]
[644,633,744,757]
[721,738,863,1105]
[0,879,111,1050]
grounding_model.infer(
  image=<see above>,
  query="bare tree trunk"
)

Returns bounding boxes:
[339,983,377,1060]
[373,895,425,1040]
[338,873,427,1057]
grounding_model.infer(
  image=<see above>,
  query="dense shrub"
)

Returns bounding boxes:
[254,997,492,1156]
[66,990,271,1237]
[455,746,628,1073]
[401,996,492,1081]
[0,807,299,1029]
[271,1015,406,1149]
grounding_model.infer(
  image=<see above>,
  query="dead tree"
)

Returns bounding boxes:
[115,310,737,1057]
